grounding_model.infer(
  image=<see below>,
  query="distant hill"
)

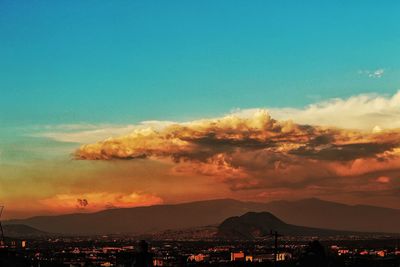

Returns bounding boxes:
[263,198,400,233]
[2,224,48,238]
[5,198,400,235]
[5,199,265,235]
[217,212,358,240]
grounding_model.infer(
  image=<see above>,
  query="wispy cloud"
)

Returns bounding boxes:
[32,121,176,144]
[358,68,385,78]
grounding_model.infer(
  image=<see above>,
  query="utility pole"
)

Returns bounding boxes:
[0,206,4,247]
[270,230,282,267]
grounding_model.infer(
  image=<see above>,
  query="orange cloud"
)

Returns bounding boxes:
[76,110,400,161]
[39,192,163,213]
[74,110,400,195]
[376,176,391,184]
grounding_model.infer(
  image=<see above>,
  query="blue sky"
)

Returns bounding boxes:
[1,0,399,127]
[2,1,400,217]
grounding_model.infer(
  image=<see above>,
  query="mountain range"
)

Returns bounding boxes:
[5,198,400,235]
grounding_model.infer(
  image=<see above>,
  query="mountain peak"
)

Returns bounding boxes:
[217,212,287,240]
[216,211,357,240]
[239,211,285,223]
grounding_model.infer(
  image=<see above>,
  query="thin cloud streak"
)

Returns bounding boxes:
[358,68,385,78]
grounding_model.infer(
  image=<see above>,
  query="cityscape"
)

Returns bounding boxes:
[2,233,400,266]
[1,199,400,266]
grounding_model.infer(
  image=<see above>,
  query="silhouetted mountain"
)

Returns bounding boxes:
[5,198,400,235]
[5,199,266,235]
[263,198,400,233]
[217,212,357,240]
[2,224,48,238]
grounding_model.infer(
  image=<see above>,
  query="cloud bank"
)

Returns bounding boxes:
[75,110,400,162]
[74,106,400,196]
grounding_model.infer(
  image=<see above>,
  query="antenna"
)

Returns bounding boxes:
[270,230,283,267]
[0,205,4,247]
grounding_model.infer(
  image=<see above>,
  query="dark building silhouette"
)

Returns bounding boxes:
[117,251,135,267]
[131,240,153,267]
[298,240,328,267]
[0,248,29,267]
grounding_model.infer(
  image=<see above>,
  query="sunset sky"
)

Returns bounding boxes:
[1,1,400,219]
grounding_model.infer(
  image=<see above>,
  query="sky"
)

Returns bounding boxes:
[1,1,400,219]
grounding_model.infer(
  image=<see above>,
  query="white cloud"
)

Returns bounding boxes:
[233,91,400,131]
[36,91,400,143]
[358,68,385,78]
[32,121,176,143]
